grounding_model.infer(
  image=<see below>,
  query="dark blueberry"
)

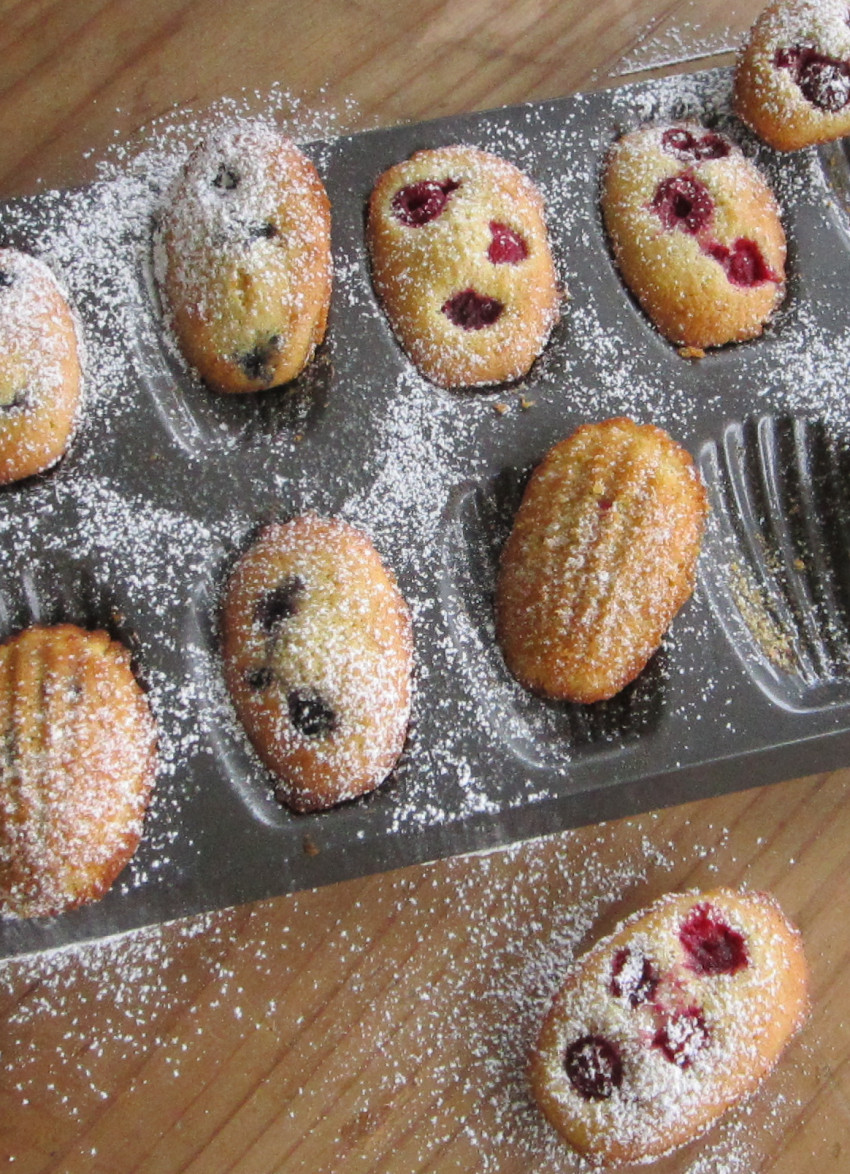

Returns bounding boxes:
[236,335,282,385]
[653,1006,709,1067]
[775,46,850,112]
[245,666,274,691]
[651,174,714,234]
[253,577,305,630]
[0,270,13,288]
[610,946,660,1007]
[705,237,777,287]
[661,127,730,162]
[488,221,528,264]
[679,903,749,976]
[287,688,338,738]
[212,163,240,190]
[247,220,278,240]
[441,288,504,330]
[0,387,29,412]
[563,1035,623,1101]
[391,178,460,227]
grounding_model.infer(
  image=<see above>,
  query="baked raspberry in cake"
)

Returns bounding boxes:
[602,123,786,349]
[159,120,332,394]
[735,0,850,150]
[222,515,413,812]
[530,888,809,1166]
[495,417,707,704]
[0,248,82,484]
[367,145,560,388]
[0,625,157,919]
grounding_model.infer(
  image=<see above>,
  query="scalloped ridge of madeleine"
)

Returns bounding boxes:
[0,625,157,919]
[602,123,786,349]
[160,121,332,394]
[367,145,560,388]
[529,888,809,1166]
[222,515,413,812]
[495,418,707,704]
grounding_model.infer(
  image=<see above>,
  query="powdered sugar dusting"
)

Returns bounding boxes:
[0,248,82,483]
[158,121,332,394]
[0,43,832,1172]
[0,64,840,1012]
[530,889,806,1165]
[0,626,156,919]
[222,515,412,811]
[367,145,560,387]
[0,817,804,1170]
[615,4,741,78]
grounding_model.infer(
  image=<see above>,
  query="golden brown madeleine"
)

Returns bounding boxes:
[602,124,786,349]
[0,625,157,919]
[367,145,560,388]
[160,121,332,394]
[0,249,82,484]
[530,888,809,1167]
[495,418,707,704]
[735,0,850,151]
[222,515,413,812]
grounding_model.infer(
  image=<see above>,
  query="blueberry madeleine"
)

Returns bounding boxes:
[160,120,332,394]
[0,248,82,484]
[222,515,413,812]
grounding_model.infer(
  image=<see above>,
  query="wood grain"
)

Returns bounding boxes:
[2,1,850,1171]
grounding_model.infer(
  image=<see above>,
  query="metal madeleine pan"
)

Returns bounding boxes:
[1,66,850,958]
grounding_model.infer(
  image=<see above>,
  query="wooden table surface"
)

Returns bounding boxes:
[2,1,850,1171]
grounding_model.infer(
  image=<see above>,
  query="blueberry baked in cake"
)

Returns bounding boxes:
[0,248,82,484]
[159,120,332,394]
[530,888,809,1166]
[0,625,157,918]
[367,145,560,388]
[496,417,707,704]
[736,0,850,150]
[222,515,413,812]
[602,124,786,350]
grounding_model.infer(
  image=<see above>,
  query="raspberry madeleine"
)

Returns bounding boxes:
[0,249,82,484]
[0,625,157,919]
[222,515,413,812]
[160,121,332,394]
[495,418,707,704]
[736,0,850,151]
[367,145,560,388]
[602,124,786,349]
[530,888,809,1166]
